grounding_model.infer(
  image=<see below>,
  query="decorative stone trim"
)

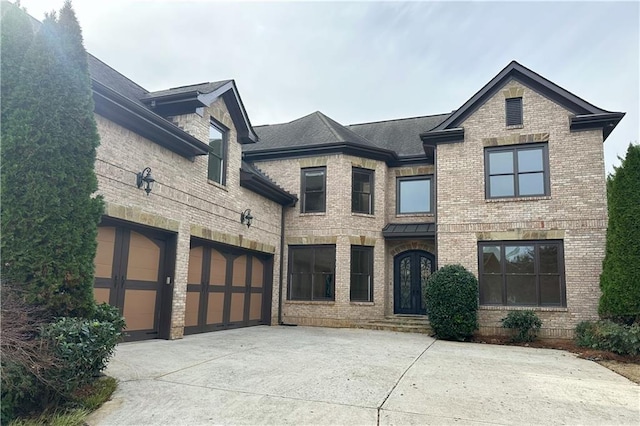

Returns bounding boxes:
[485,196,551,203]
[286,235,338,245]
[285,300,335,305]
[299,157,328,168]
[394,165,434,176]
[482,132,549,147]
[479,305,568,312]
[350,158,378,170]
[104,201,180,232]
[190,224,276,253]
[475,229,565,241]
[348,235,377,246]
[502,87,524,98]
[389,241,434,257]
[438,219,606,233]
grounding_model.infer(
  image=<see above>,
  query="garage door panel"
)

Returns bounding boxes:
[206,292,224,325]
[250,293,262,321]
[95,227,116,279]
[188,246,203,285]
[251,257,263,288]
[210,249,226,286]
[185,292,200,327]
[94,287,110,305]
[126,232,160,282]
[232,255,247,287]
[123,289,156,331]
[230,293,245,323]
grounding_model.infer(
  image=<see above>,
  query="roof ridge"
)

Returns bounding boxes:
[347,112,452,127]
[314,111,343,142]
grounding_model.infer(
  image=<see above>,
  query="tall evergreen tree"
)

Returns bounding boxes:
[599,143,640,323]
[1,1,104,318]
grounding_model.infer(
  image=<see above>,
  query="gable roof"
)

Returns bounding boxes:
[246,111,402,163]
[423,60,624,143]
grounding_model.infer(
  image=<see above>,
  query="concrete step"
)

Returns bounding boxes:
[355,315,432,334]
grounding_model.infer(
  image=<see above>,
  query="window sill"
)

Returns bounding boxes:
[486,195,550,203]
[506,124,524,130]
[286,300,335,305]
[396,213,435,218]
[351,212,375,218]
[350,301,375,306]
[479,305,567,312]
[300,212,326,216]
[207,179,228,191]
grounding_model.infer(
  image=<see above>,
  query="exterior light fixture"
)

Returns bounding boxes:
[240,209,253,228]
[136,167,155,196]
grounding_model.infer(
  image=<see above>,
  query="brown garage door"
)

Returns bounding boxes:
[184,242,272,334]
[94,224,172,341]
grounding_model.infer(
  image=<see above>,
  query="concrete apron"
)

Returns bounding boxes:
[87,326,639,425]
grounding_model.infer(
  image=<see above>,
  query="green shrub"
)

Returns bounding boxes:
[501,310,542,342]
[40,305,125,394]
[599,144,640,324]
[575,320,640,356]
[424,264,478,341]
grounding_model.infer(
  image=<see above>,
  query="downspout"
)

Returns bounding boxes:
[278,204,285,325]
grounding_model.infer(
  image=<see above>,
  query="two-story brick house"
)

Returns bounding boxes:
[87,54,623,340]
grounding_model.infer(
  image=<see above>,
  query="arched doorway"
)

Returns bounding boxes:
[393,250,435,315]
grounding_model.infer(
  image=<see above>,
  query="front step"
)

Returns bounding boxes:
[355,315,432,335]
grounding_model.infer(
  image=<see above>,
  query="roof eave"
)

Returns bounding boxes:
[570,112,625,141]
[243,142,398,164]
[91,79,209,157]
[239,169,298,206]
[420,127,465,145]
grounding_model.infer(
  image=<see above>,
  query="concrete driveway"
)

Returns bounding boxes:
[87,326,639,425]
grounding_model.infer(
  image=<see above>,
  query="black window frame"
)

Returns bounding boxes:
[208,120,228,185]
[288,245,336,301]
[485,143,550,199]
[505,97,523,126]
[352,167,374,215]
[301,167,326,213]
[350,245,374,302]
[478,240,566,307]
[396,175,433,214]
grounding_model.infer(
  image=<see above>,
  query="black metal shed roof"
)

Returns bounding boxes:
[382,223,436,239]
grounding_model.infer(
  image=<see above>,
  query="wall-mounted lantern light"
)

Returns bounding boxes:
[240,209,253,228]
[136,167,155,196]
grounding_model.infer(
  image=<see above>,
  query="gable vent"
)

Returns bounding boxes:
[506,97,523,126]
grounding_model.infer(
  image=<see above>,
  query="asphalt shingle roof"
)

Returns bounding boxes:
[142,81,232,99]
[249,111,383,152]
[87,54,149,106]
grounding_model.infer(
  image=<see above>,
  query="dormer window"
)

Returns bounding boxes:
[506,97,523,126]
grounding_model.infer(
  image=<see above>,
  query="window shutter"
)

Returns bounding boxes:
[506,97,523,126]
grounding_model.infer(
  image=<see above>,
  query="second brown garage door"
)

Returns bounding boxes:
[184,241,273,334]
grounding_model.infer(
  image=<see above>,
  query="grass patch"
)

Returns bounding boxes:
[9,376,117,426]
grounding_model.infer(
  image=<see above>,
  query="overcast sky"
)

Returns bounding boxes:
[19,0,639,172]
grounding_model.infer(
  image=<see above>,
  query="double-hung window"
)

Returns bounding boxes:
[350,246,373,302]
[301,167,326,213]
[397,176,432,214]
[289,245,336,301]
[478,240,565,307]
[352,168,374,214]
[485,144,549,198]
[208,121,227,184]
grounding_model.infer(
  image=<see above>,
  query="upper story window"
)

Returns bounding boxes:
[506,97,523,126]
[350,245,373,302]
[208,121,227,184]
[352,168,374,215]
[301,167,326,213]
[397,176,432,214]
[478,240,565,307]
[288,245,335,301]
[485,143,549,199]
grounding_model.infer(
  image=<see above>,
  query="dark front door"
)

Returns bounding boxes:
[93,224,171,341]
[394,250,435,314]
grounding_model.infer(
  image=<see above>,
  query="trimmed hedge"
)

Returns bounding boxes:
[424,264,478,341]
[575,320,640,356]
[501,310,542,342]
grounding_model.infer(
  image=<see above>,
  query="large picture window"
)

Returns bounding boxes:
[301,167,326,213]
[288,245,335,301]
[350,246,373,302]
[485,144,549,198]
[352,168,374,214]
[478,240,565,307]
[397,176,432,214]
[208,122,227,184]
